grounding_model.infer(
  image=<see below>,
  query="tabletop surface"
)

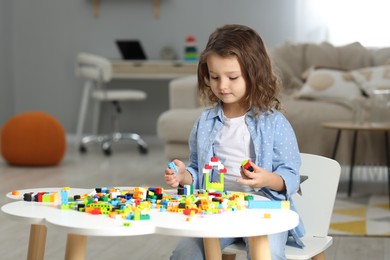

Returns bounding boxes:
[322,121,390,131]
[2,187,299,238]
[111,60,197,79]
[153,208,298,238]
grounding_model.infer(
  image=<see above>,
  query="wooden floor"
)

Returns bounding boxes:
[0,136,389,260]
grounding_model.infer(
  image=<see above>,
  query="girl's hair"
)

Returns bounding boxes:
[197,24,281,114]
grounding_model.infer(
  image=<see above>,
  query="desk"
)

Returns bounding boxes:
[111,60,197,79]
[322,121,390,202]
[2,187,298,260]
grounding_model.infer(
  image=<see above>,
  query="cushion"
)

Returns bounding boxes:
[336,42,372,70]
[304,42,339,69]
[271,42,307,78]
[1,111,66,166]
[371,47,390,66]
[297,68,362,102]
[304,42,371,71]
[270,42,306,94]
[351,65,390,95]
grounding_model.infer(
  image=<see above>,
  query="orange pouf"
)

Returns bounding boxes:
[1,111,66,166]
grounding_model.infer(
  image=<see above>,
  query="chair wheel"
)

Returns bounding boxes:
[102,142,112,156]
[138,145,148,154]
[103,148,112,156]
[79,145,87,153]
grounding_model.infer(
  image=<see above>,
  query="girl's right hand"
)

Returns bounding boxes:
[164,159,186,187]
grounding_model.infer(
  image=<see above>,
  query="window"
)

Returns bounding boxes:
[316,0,390,47]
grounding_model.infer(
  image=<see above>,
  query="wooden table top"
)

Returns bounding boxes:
[322,121,390,131]
[111,60,197,79]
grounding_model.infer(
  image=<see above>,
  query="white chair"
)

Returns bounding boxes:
[222,153,341,260]
[75,53,148,156]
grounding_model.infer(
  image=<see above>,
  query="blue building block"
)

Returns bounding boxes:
[61,190,69,205]
[247,200,290,209]
[168,161,178,174]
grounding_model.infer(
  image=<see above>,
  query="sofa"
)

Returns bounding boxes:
[157,42,390,165]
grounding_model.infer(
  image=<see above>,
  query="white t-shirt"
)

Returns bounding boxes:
[214,113,255,192]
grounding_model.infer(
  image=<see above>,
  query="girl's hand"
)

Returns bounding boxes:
[237,160,266,188]
[164,159,186,187]
[236,160,285,192]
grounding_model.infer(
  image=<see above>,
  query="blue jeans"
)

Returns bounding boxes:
[170,231,288,260]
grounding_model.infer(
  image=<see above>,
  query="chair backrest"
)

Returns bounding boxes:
[293,153,341,237]
[76,53,112,83]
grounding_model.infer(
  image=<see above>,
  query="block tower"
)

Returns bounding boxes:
[203,157,226,192]
[184,35,198,62]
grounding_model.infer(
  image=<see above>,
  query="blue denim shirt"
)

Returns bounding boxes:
[186,103,305,247]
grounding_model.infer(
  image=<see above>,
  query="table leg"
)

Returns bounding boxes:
[348,130,358,197]
[203,238,222,260]
[248,235,271,260]
[331,130,342,159]
[27,224,47,260]
[65,234,88,260]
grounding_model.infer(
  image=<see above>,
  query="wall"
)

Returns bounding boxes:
[0,0,13,123]
[2,0,327,135]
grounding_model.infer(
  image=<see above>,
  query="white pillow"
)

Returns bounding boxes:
[297,68,362,101]
[351,65,390,95]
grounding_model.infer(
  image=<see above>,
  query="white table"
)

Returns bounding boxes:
[2,188,299,260]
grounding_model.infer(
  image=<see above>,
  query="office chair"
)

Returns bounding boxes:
[75,52,148,156]
[222,153,341,260]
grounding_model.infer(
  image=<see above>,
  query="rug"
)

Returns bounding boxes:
[329,193,390,236]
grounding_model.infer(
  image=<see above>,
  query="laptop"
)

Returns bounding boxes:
[116,40,147,60]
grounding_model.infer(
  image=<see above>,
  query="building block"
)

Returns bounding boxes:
[61,189,69,205]
[242,159,254,172]
[263,213,271,218]
[36,193,43,202]
[247,200,290,209]
[133,211,140,221]
[168,161,178,174]
[50,192,58,203]
[183,184,194,195]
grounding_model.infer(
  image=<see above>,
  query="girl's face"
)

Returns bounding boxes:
[207,53,247,117]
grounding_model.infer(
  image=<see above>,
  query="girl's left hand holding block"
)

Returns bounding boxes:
[164,159,189,188]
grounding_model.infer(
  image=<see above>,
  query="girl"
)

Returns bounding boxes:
[164,24,305,260]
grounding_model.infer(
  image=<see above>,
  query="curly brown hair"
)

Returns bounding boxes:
[197,24,281,114]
